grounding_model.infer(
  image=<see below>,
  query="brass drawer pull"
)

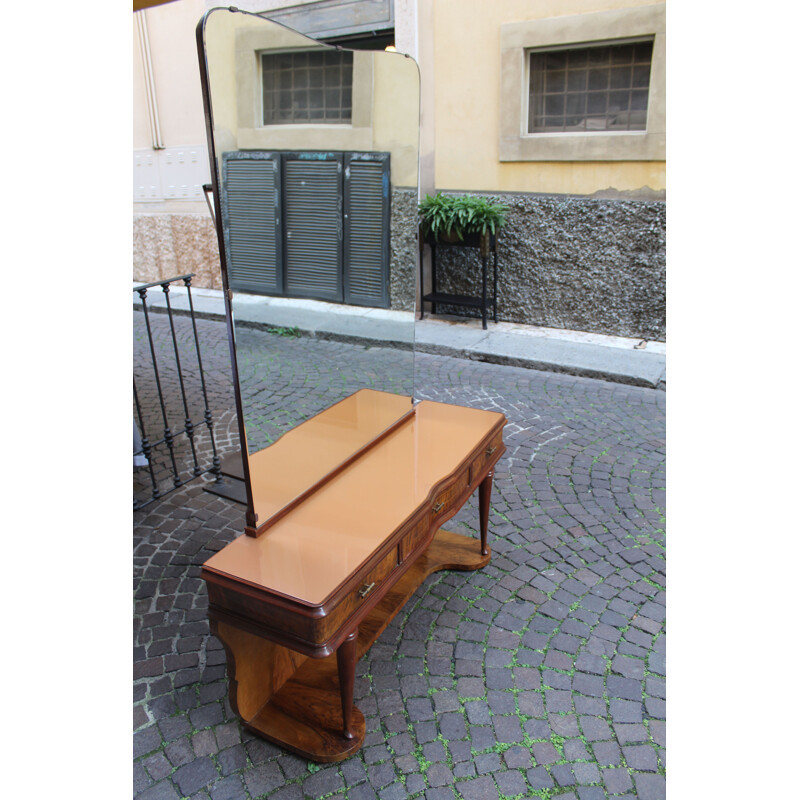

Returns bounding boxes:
[485,445,497,456]
[433,502,444,513]
[358,582,375,598]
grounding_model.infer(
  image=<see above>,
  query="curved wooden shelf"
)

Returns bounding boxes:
[212,528,489,762]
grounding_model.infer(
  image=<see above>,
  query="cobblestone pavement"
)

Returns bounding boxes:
[233,323,413,454]
[134,312,666,800]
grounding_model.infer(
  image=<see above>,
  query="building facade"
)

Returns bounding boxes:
[134,0,666,340]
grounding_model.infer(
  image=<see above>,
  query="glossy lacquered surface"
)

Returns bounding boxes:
[247,389,412,529]
[204,394,503,604]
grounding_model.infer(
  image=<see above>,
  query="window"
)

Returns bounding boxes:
[499,4,665,161]
[235,26,375,151]
[528,40,653,134]
[262,50,353,125]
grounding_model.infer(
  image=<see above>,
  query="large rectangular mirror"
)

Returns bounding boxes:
[198,7,420,535]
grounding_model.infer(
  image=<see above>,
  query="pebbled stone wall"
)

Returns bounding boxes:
[133,212,222,290]
[389,187,418,312]
[428,193,666,341]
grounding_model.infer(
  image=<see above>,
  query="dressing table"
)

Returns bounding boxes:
[203,389,504,760]
[196,8,506,762]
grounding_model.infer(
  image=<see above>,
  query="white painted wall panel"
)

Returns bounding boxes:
[133,146,210,202]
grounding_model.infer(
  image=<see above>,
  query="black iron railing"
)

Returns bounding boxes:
[133,274,222,510]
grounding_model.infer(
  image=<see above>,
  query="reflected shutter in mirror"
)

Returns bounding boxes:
[221,152,282,295]
[283,154,343,301]
[344,153,390,308]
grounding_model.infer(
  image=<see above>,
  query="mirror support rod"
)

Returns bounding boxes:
[135,10,165,150]
[196,9,258,530]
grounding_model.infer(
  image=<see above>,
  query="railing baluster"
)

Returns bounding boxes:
[162,281,201,477]
[133,273,223,509]
[138,283,180,495]
[184,275,222,483]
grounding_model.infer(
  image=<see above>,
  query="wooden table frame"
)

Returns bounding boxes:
[202,399,505,762]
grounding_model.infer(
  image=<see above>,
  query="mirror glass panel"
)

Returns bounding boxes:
[200,7,419,532]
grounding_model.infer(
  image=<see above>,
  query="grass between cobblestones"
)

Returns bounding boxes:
[134,312,665,800]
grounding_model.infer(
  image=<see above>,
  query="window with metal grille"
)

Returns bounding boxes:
[262,50,353,124]
[528,39,653,133]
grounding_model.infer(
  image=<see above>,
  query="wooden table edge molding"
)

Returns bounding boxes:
[201,392,507,762]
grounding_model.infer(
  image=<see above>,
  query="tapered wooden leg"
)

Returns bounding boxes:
[479,470,493,556]
[210,531,486,763]
[336,629,358,739]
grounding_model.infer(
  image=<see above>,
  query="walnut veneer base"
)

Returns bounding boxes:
[212,528,490,763]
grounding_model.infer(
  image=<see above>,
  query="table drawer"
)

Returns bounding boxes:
[348,548,396,609]
[470,430,503,483]
[401,512,431,561]
[432,470,469,520]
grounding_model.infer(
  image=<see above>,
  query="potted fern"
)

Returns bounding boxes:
[418,193,508,256]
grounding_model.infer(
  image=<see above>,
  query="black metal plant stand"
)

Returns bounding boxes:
[418,228,498,330]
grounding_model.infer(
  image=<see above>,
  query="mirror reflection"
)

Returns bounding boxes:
[200,7,420,532]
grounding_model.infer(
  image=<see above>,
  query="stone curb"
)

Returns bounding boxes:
[133,295,665,390]
[414,342,666,390]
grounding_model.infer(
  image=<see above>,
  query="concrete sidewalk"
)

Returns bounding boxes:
[134,282,666,390]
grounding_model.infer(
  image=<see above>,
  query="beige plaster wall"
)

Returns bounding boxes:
[372,52,420,187]
[133,17,153,148]
[429,0,666,196]
[134,0,208,149]
[394,0,418,59]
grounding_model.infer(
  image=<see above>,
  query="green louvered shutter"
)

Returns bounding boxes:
[220,152,282,295]
[344,153,390,308]
[282,154,343,302]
